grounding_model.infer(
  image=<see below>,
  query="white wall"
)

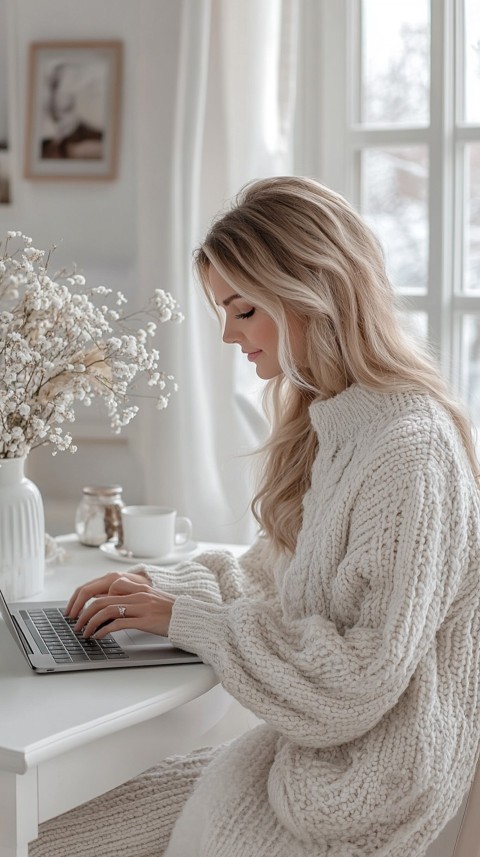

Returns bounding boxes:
[2,0,141,266]
[0,0,184,533]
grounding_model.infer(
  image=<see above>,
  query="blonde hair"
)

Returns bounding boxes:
[195,176,478,554]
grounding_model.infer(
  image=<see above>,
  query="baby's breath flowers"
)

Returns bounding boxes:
[0,231,184,458]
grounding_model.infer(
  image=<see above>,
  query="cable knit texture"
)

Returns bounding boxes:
[30,385,480,857]
[29,747,218,857]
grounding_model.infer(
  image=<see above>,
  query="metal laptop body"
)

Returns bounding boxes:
[0,589,202,673]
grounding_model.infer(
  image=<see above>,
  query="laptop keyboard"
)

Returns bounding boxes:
[20,607,129,663]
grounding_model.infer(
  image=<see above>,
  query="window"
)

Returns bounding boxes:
[296,0,480,428]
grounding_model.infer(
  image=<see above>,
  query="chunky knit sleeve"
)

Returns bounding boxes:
[130,536,278,605]
[168,416,478,748]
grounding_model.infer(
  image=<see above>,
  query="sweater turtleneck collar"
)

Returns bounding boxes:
[308,383,426,445]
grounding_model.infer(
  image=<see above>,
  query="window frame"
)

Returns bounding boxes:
[295,0,480,404]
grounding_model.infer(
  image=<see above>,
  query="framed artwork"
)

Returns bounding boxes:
[24,41,122,181]
[0,0,11,203]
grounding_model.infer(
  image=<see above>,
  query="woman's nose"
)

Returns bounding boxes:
[223,318,239,344]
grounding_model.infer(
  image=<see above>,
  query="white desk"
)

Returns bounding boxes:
[0,536,250,857]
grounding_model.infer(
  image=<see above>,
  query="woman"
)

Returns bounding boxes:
[32,177,480,857]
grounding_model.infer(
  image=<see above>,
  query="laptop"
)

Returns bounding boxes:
[0,588,202,673]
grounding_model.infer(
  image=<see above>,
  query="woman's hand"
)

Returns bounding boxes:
[65,570,152,619]
[65,571,177,639]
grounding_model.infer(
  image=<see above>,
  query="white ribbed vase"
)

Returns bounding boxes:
[0,457,45,599]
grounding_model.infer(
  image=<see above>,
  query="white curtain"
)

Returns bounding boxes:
[135,0,298,544]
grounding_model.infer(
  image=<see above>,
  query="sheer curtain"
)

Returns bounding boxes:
[135,0,298,544]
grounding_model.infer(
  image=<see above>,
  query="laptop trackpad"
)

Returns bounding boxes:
[116,628,172,649]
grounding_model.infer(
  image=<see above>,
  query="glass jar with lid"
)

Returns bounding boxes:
[75,485,124,547]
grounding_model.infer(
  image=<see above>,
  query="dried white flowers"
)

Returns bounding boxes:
[0,231,184,458]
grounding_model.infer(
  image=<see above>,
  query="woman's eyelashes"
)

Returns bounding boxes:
[235,308,255,320]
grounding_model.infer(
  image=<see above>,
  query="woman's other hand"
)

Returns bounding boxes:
[72,580,177,639]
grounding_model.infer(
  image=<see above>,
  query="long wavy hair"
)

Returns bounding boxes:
[194,176,478,554]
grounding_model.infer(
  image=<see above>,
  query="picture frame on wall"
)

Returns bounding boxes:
[24,40,122,181]
[0,0,11,203]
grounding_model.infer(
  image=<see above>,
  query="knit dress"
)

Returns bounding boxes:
[31,385,480,857]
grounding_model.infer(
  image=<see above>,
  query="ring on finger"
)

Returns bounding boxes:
[117,604,127,619]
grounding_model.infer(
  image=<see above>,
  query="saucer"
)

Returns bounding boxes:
[99,540,199,566]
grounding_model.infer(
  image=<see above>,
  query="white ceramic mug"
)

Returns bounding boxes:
[120,505,192,558]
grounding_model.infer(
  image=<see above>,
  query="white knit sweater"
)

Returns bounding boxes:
[146,385,480,856]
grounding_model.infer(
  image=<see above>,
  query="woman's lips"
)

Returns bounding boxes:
[247,350,262,361]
